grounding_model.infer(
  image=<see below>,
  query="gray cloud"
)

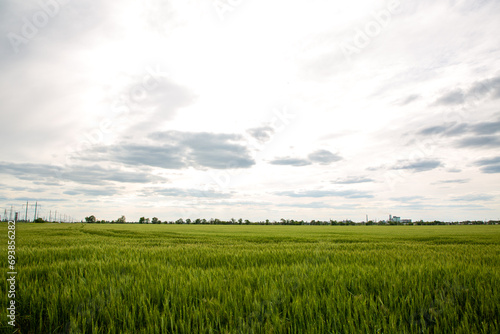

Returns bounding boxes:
[418,125,450,136]
[390,196,426,202]
[394,203,488,211]
[270,149,341,167]
[33,181,63,186]
[147,188,232,198]
[120,78,197,135]
[451,194,495,202]
[0,1,110,58]
[269,157,312,167]
[247,126,275,143]
[63,187,120,197]
[308,150,342,165]
[0,162,163,185]
[433,89,465,106]
[398,94,421,105]
[471,120,500,135]
[418,119,500,138]
[447,168,462,173]
[468,75,500,100]
[433,179,470,184]
[432,75,500,107]
[457,136,500,148]
[481,165,500,173]
[12,197,67,202]
[434,76,500,105]
[416,119,500,150]
[475,156,500,166]
[276,202,336,209]
[331,176,374,184]
[475,156,500,173]
[445,124,470,136]
[276,189,373,199]
[81,131,255,170]
[85,144,187,169]
[8,186,46,193]
[0,162,62,182]
[392,159,442,172]
[150,131,255,169]
[417,123,467,137]
[207,200,272,207]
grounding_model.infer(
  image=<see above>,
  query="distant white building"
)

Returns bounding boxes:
[389,215,412,223]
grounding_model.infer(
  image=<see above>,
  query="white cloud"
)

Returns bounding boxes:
[1,0,500,221]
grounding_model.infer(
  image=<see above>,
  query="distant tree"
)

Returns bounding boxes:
[139,217,150,224]
[176,218,184,224]
[116,216,126,223]
[85,215,96,223]
[152,217,160,224]
[34,218,45,223]
[186,218,192,224]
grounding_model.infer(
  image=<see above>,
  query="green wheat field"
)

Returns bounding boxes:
[1,223,499,333]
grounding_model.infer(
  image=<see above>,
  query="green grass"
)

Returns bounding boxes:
[1,224,499,333]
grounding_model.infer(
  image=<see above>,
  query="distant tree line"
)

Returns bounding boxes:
[81,216,500,225]
[84,215,126,224]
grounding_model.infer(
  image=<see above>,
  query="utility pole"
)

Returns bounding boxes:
[25,201,28,221]
[49,210,52,222]
[34,202,38,221]
[9,206,13,221]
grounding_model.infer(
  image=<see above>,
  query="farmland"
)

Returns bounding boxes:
[1,223,499,333]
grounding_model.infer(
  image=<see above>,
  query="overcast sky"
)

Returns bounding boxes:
[1,0,499,222]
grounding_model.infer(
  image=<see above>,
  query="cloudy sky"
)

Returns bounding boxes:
[1,0,499,222]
